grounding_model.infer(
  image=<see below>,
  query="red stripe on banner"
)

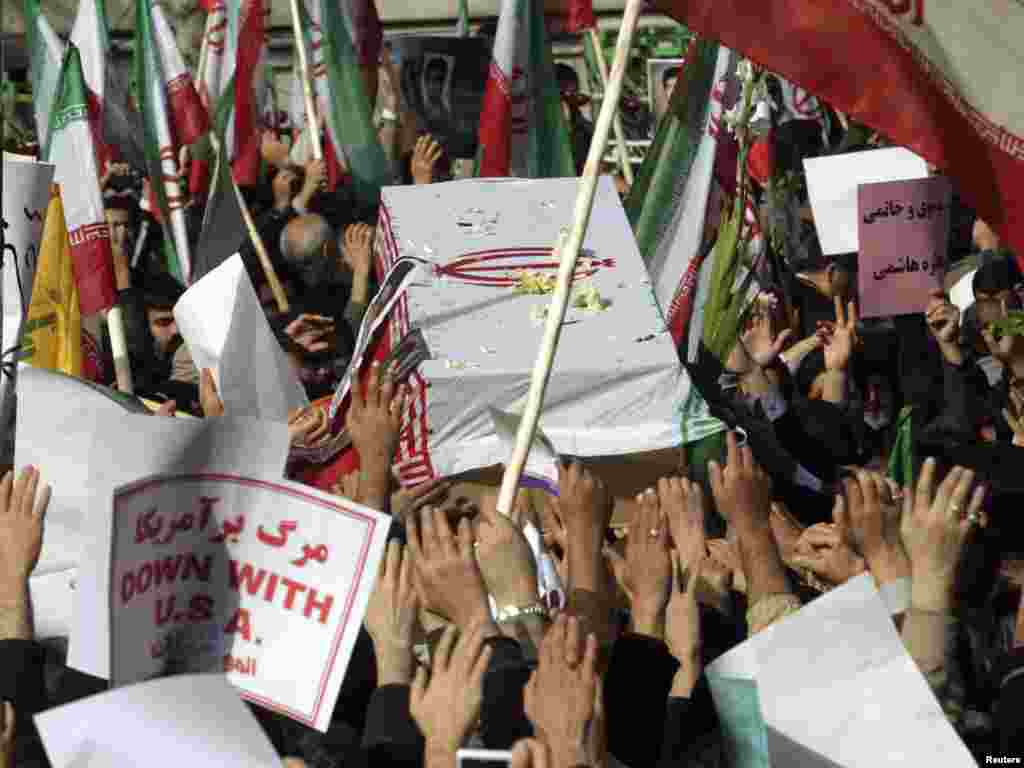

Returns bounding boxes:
[166,72,210,147]
[68,224,117,314]
[653,0,1024,273]
[478,62,513,177]
[563,0,596,33]
[189,158,211,200]
[666,248,708,346]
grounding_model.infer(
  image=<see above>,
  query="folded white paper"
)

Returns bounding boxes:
[803,148,928,255]
[174,253,308,422]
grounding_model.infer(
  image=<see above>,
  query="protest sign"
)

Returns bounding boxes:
[2,153,55,463]
[12,366,291,673]
[803,147,928,255]
[374,176,687,487]
[857,176,951,318]
[109,473,390,732]
[35,674,280,768]
[173,253,308,422]
[393,36,491,159]
[706,575,974,767]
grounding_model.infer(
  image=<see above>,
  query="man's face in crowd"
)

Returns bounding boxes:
[106,208,133,252]
[147,306,180,359]
[975,288,1012,328]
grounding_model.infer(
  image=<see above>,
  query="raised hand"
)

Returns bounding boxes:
[835,470,909,585]
[364,540,419,685]
[900,459,984,612]
[605,488,671,638]
[925,293,960,345]
[407,507,494,633]
[0,467,51,591]
[708,432,772,532]
[288,406,330,446]
[741,309,793,368]
[411,624,494,756]
[557,461,614,543]
[475,505,539,610]
[391,477,452,523]
[824,296,858,371]
[342,223,375,276]
[661,477,705,690]
[524,615,599,768]
[1003,388,1024,447]
[284,314,336,355]
[790,522,866,586]
[347,362,406,470]
[411,135,444,186]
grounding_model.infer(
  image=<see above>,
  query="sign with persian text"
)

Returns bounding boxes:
[857,176,951,318]
[109,474,390,732]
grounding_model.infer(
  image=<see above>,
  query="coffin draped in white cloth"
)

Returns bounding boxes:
[374,176,690,486]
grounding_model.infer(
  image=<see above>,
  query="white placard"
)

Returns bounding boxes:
[173,253,308,422]
[35,674,280,768]
[803,147,928,255]
[706,575,974,767]
[2,154,55,463]
[109,473,389,732]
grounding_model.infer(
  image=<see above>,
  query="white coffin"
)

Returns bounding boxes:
[376,176,689,485]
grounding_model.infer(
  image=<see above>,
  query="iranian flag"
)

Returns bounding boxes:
[24,0,65,153]
[151,2,209,146]
[135,0,192,283]
[477,0,575,179]
[69,0,113,169]
[624,39,733,355]
[653,0,1024,274]
[45,45,117,316]
[293,0,389,203]
[207,0,268,186]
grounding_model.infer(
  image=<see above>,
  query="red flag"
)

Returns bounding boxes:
[652,0,1024,272]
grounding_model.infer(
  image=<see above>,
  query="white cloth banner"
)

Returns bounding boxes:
[35,674,281,768]
[109,473,389,732]
[2,153,55,463]
[376,176,686,486]
[174,253,309,422]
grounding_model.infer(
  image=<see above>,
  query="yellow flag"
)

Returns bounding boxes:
[23,187,82,376]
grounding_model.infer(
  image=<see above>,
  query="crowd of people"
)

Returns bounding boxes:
[2,30,1024,768]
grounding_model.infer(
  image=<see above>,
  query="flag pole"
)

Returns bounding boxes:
[196,12,212,103]
[107,305,134,393]
[588,27,634,186]
[290,0,323,160]
[232,177,290,313]
[496,0,644,516]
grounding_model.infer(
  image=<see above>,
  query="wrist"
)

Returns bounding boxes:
[375,647,415,685]
[865,547,911,585]
[910,575,954,613]
[631,601,667,638]
[670,663,701,698]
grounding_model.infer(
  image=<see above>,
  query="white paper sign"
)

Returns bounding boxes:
[174,253,308,422]
[803,148,928,255]
[2,153,55,463]
[35,674,281,768]
[109,473,390,732]
[706,575,974,767]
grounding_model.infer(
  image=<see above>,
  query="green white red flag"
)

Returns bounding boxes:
[45,44,117,315]
[135,0,193,283]
[653,0,1024,275]
[151,2,210,146]
[24,0,65,154]
[293,0,390,203]
[477,0,575,178]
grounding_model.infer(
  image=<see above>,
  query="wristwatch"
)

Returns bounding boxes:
[494,602,548,623]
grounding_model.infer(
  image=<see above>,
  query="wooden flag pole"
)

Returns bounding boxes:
[196,12,213,102]
[496,0,644,517]
[107,305,135,394]
[290,0,323,160]
[588,27,634,186]
[231,176,289,314]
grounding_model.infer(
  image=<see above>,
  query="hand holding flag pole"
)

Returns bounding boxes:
[495,0,644,517]
[290,0,324,161]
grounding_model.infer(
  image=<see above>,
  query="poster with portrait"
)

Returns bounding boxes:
[393,37,491,159]
[647,58,686,130]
